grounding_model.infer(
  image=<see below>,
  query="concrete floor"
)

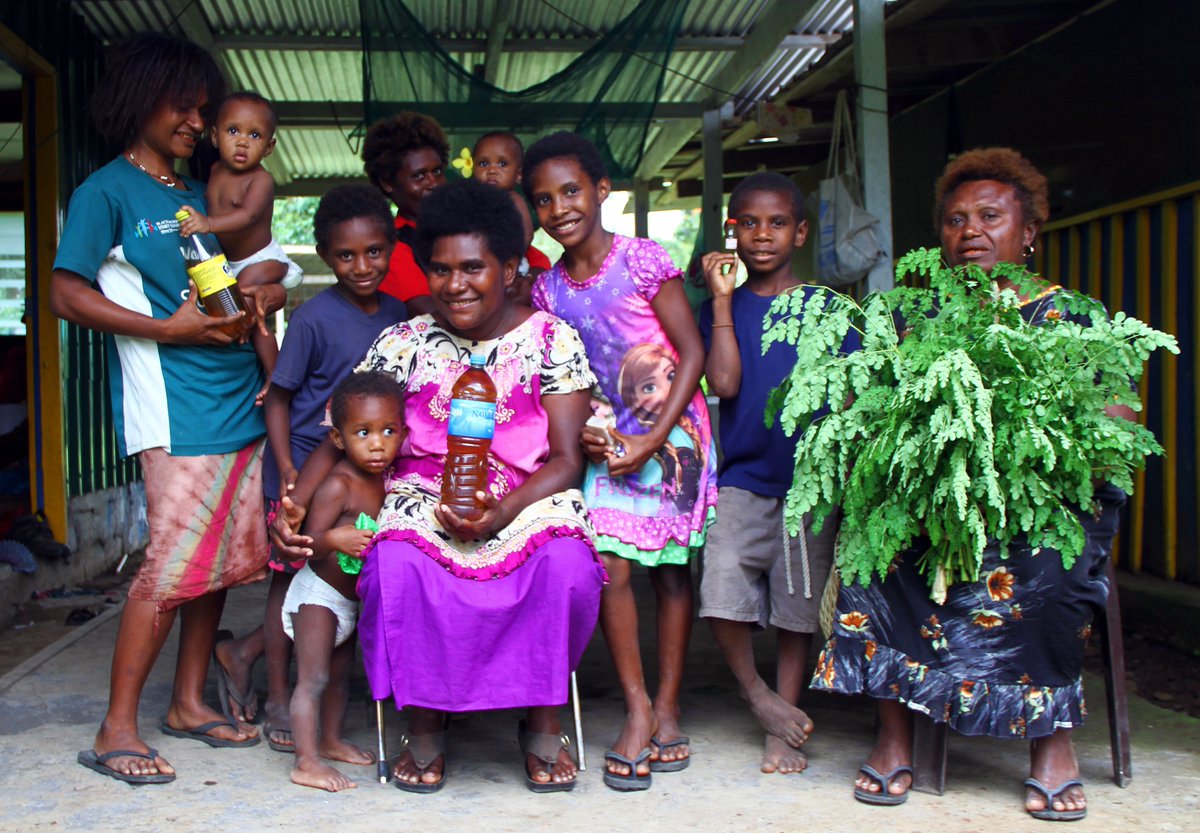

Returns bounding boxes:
[0,576,1197,833]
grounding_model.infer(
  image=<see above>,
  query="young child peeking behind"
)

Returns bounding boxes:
[180,92,302,399]
[285,370,405,792]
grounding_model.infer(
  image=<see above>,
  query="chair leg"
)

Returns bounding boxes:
[1098,560,1132,787]
[570,671,586,771]
[911,713,949,795]
[375,700,389,783]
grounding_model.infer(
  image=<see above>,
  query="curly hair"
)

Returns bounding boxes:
[331,371,404,430]
[729,172,806,219]
[312,184,396,250]
[413,179,526,266]
[933,147,1049,230]
[217,91,277,134]
[91,32,225,153]
[473,131,524,161]
[522,131,608,190]
[362,112,449,189]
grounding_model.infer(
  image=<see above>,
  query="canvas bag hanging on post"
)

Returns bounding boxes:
[815,91,884,287]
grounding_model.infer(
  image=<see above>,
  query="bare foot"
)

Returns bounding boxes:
[93,724,175,778]
[393,748,444,788]
[214,636,258,723]
[164,704,257,744]
[291,757,357,792]
[762,734,807,774]
[1026,732,1086,815]
[606,698,656,777]
[649,705,689,766]
[745,678,812,747]
[320,738,375,766]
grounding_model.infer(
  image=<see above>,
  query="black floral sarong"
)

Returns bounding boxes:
[812,490,1122,739]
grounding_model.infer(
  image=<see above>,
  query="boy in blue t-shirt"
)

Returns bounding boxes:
[214,184,406,750]
[698,172,860,775]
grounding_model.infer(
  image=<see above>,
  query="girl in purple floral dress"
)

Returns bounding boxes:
[525,133,717,791]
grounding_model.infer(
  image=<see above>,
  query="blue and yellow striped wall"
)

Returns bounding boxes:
[1036,184,1197,584]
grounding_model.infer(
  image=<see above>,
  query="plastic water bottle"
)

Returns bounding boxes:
[442,355,496,521]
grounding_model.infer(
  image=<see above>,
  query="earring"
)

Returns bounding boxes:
[1023,244,1036,258]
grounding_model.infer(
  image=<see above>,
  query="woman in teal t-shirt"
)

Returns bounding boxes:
[50,33,287,785]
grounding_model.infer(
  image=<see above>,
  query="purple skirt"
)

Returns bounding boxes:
[357,538,604,712]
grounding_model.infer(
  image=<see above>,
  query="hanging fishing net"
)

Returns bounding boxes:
[360,0,689,181]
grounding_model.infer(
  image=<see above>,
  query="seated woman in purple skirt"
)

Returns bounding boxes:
[275,179,605,793]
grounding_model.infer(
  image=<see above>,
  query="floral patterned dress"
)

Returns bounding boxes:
[532,234,718,566]
[812,290,1126,738]
[353,311,608,712]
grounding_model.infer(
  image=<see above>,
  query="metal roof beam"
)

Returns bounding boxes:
[272,101,705,128]
[778,0,952,105]
[214,34,840,54]
[165,0,215,51]
[635,0,828,179]
[482,0,514,85]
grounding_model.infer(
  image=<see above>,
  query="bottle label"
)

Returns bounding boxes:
[448,398,496,439]
[188,255,237,298]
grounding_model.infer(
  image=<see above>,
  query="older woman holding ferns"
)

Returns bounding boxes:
[813,148,1132,822]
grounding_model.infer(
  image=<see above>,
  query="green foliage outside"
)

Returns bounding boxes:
[271,197,321,246]
[764,248,1179,601]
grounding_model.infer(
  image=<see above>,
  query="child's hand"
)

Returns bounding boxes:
[435,492,506,541]
[240,284,285,339]
[270,494,312,559]
[326,525,375,557]
[605,428,659,478]
[701,251,738,299]
[579,425,614,464]
[281,467,299,496]
[178,206,211,237]
[254,379,269,407]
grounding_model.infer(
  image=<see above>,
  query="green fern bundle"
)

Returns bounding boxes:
[764,248,1178,600]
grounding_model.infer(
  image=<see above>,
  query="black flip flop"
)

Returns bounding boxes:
[854,763,913,806]
[518,720,577,793]
[1025,777,1087,821]
[602,748,652,791]
[265,725,295,754]
[212,631,259,725]
[648,735,690,772]
[394,731,448,794]
[77,748,175,785]
[160,718,260,748]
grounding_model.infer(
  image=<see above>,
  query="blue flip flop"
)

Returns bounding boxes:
[603,748,652,791]
[77,748,175,785]
[160,718,260,748]
[648,735,690,772]
[1025,777,1087,821]
[854,763,913,805]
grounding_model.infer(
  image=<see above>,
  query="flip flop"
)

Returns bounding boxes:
[853,763,913,806]
[602,748,652,792]
[517,720,576,793]
[77,748,175,785]
[160,718,260,748]
[212,631,259,725]
[648,735,690,772]
[394,731,447,794]
[1025,777,1087,821]
[265,724,295,754]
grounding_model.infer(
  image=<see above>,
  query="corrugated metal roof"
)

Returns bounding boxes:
[68,0,856,190]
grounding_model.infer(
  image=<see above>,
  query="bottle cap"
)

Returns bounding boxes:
[469,355,486,367]
[174,209,190,222]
